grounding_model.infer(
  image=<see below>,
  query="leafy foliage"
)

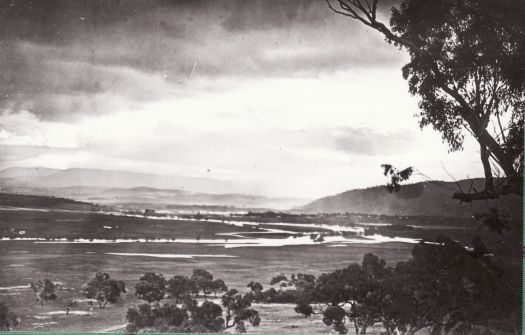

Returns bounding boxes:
[126,269,259,333]
[135,273,167,303]
[294,302,313,317]
[390,0,524,178]
[289,243,519,334]
[222,289,261,333]
[328,0,525,196]
[167,275,197,303]
[30,279,57,306]
[269,274,288,289]
[474,208,510,234]
[246,281,263,293]
[211,279,228,298]
[83,272,126,308]
[381,164,413,192]
[126,302,188,333]
[190,269,214,300]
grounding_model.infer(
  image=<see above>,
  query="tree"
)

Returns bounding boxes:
[135,272,167,303]
[269,274,288,290]
[293,242,520,334]
[126,271,260,334]
[211,279,228,298]
[126,302,188,333]
[327,0,524,200]
[246,281,263,293]
[83,272,126,308]
[167,275,198,303]
[294,302,314,318]
[222,289,261,333]
[308,254,392,334]
[190,269,214,300]
[191,300,225,332]
[289,273,316,293]
[0,302,18,331]
[30,279,57,306]
[389,236,521,334]
[322,306,348,334]
[246,281,264,302]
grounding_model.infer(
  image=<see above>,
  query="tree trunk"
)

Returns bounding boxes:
[477,127,516,182]
[480,143,495,195]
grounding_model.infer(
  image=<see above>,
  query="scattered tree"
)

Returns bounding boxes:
[30,279,57,306]
[294,302,314,318]
[190,269,214,300]
[222,289,261,333]
[126,270,260,333]
[167,275,197,303]
[83,272,126,309]
[135,273,167,303]
[246,281,264,302]
[269,274,288,290]
[211,279,228,298]
[126,302,188,333]
[246,281,263,293]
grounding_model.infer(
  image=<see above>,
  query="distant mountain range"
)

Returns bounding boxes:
[0,167,235,192]
[0,167,307,210]
[1,167,521,217]
[300,179,522,218]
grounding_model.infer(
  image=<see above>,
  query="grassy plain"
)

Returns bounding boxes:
[0,207,520,333]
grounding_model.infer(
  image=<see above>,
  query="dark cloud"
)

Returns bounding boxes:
[0,0,406,121]
[220,1,325,32]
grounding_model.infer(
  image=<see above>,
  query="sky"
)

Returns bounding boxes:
[0,0,484,199]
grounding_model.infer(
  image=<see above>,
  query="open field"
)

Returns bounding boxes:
[0,207,520,332]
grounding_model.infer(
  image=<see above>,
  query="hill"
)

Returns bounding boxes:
[0,192,99,211]
[299,179,523,218]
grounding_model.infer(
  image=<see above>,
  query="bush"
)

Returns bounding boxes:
[294,302,313,317]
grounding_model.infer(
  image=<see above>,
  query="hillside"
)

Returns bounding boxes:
[300,179,523,218]
[0,192,99,211]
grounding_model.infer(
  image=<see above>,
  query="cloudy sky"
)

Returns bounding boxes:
[0,0,483,198]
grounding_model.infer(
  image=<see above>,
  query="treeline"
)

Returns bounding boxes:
[269,236,521,335]
[1,237,520,334]
[0,269,260,333]
[127,269,259,333]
